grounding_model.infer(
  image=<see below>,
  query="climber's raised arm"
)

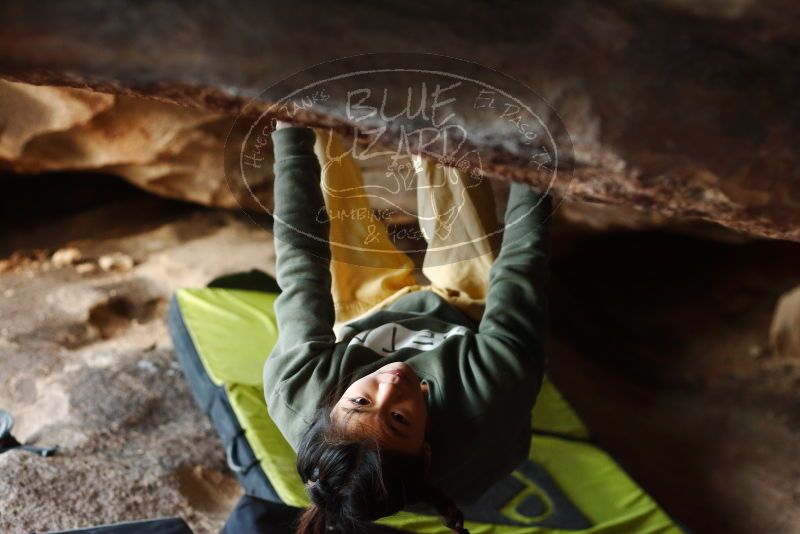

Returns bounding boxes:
[262,123,338,445]
[474,182,551,404]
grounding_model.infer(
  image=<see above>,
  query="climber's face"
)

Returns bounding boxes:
[330,362,429,455]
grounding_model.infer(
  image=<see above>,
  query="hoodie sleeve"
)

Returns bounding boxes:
[262,126,338,449]
[474,182,551,409]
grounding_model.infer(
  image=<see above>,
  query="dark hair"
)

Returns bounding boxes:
[296,407,469,534]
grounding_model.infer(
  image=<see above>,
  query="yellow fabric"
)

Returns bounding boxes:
[314,128,418,326]
[312,128,498,334]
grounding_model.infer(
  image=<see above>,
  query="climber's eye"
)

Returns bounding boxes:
[391,412,409,425]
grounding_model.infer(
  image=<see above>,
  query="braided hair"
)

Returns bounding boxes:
[296,408,469,534]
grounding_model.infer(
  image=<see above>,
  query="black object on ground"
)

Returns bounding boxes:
[0,409,58,457]
[48,517,194,534]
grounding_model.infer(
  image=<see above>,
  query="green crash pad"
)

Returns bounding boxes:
[175,287,680,534]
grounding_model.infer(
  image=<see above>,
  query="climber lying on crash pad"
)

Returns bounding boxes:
[265,121,551,534]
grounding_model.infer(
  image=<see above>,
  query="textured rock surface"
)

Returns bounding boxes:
[770,285,800,360]
[0,202,276,533]
[0,79,261,210]
[1,1,799,241]
[547,231,800,534]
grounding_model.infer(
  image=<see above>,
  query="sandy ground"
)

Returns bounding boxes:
[0,200,275,533]
[1,180,800,533]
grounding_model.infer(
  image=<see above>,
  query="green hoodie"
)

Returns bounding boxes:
[264,126,550,504]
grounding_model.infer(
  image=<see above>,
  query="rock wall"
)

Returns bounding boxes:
[0,80,254,210]
[1,0,799,241]
[0,79,677,234]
